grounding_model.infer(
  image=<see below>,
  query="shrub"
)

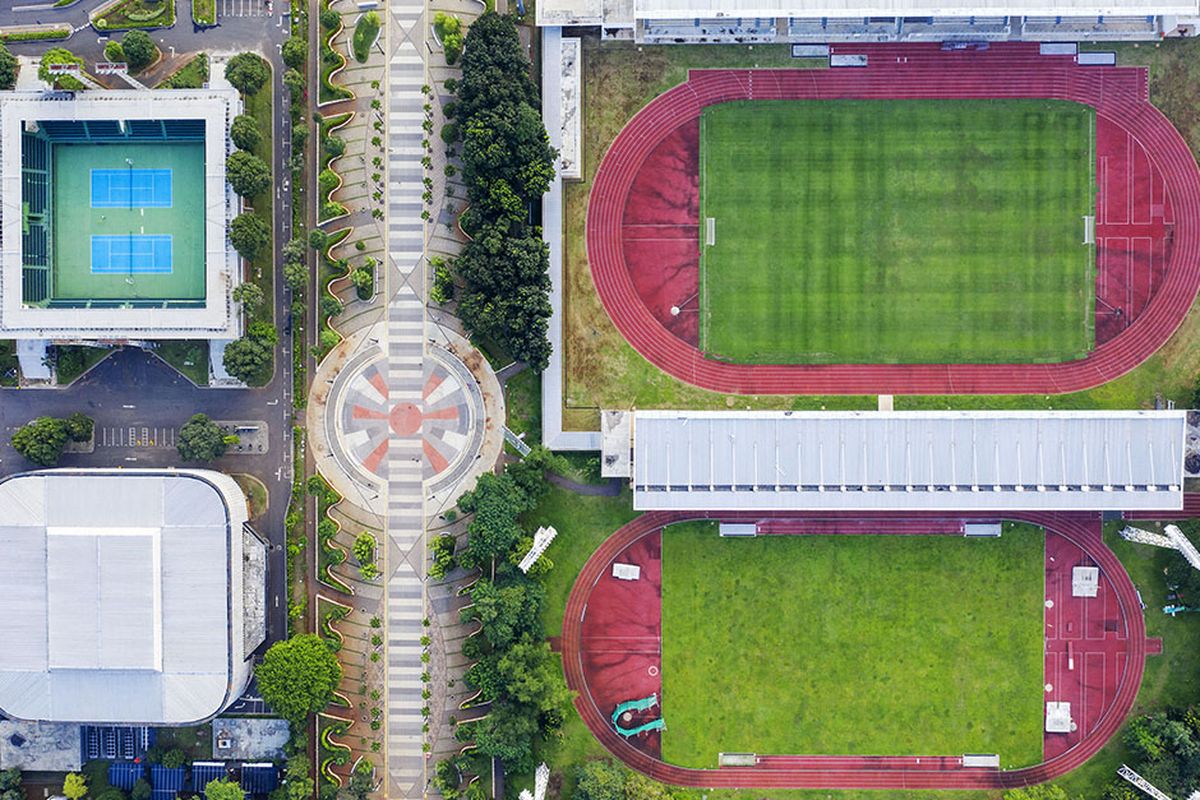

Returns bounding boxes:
[65,412,93,442]
[319,8,340,28]
[434,13,463,64]
[351,11,380,62]
[429,534,456,580]
[103,40,125,63]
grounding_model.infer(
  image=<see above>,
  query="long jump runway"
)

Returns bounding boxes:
[587,42,1200,395]
[562,510,1156,790]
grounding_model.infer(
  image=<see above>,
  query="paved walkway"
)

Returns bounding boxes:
[383,0,428,792]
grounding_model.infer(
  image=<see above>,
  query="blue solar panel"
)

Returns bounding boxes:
[151,765,185,794]
[109,763,145,791]
[192,763,228,797]
[238,766,278,796]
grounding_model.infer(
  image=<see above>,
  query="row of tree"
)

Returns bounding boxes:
[9,411,235,467]
[455,448,573,775]
[449,13,557,371]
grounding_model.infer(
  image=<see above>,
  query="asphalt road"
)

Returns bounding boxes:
[0,4,298,653]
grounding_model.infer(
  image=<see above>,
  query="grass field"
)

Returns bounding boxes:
[52,141,205,302]
[660,522,1045,768]
[699,99,1095,364]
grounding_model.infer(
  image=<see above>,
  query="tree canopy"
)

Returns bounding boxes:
[230,114,262,152]
[177,413,228,462]
[227,151,271,197]
[222,321,277,385]
[450,12,556,371]
[62,774,86,800]
[121,30,157,71]
[12,417,69,467]
[230,212,270,260]
[225,53,270,95]
[0,767,23,800]
[255,634,343,724]
[204,781,243,800]
[0,43,17,91]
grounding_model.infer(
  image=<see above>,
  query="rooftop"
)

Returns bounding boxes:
[632,410,1186,511]
[0,469,252,724]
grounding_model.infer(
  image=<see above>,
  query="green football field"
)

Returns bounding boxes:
[52,141,205,302]
[660,522,1045,768]
[698,99,1095,364]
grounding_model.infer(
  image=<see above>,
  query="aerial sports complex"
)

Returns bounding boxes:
[584,43,1200,394]
[0,90,242,343]
[531,33,1200,792]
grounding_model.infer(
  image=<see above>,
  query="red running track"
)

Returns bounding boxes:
[562,511,1147,789]
[586,43,1200,395]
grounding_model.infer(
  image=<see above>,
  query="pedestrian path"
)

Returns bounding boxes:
[384,0,428,793]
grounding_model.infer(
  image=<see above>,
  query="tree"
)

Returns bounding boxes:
[0,767,22,800]
[308,229,329,251]
[232,282,265,318]
[473,701,537,773]
[319,8,340,28]
[38,48,84,88]
[460,577,544,650]
[12,417,68,467]
[255,634,342,724]
[230,114,261,152]
[573,761,626,800]
[456,472,534,569]
[283,67,305,96]
[103,40,126,63]
[121,30,157,71]
[177,413,227,462]
[461,103,556,207]
[222,332,273,385]
[281,36,306,71]
[225,52,270,95]
[230,212,270,260]
[62,774,86,800]
[130,780,152,800]
[204,781,243,800]
[284,260,308,292]
[64,412,93,443]
[495,638,572,719]
[0,43,17,91]
[227,151,271,197]
[457,13,538,121]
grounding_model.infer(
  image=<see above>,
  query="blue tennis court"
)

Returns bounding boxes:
[91,235,174,274]
[91,168,173,208]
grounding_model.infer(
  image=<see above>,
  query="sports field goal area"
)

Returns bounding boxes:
[697,99,1096,365]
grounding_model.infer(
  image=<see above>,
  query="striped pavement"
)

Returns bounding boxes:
[385,0,429,794]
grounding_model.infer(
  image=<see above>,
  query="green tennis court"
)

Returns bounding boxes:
[698,99,1095,365]
[51,142,205,302]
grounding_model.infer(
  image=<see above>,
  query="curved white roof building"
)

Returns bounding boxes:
[0,469,264,725]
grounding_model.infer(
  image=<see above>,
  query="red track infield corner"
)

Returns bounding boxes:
[561,511,1148,790]
[585,43,1200,395]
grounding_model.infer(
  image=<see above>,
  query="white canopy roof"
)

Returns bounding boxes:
[632,410,1186,511]
[0,470,248,724]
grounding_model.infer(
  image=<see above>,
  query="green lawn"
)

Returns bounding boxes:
[699,99,1095,364]
[660,522,1045,769]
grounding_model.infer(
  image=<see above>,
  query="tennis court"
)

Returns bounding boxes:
[91,168,173,209]
[51,141,204,302]
[91,235,174,274]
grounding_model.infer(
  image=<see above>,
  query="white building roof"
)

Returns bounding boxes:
[632,410,1186,511]
[0,469,252,725]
